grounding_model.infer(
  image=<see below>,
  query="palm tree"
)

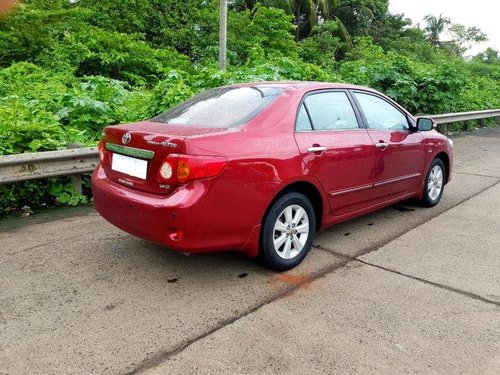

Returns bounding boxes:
[264,0,340,41]
[423,14,451,46]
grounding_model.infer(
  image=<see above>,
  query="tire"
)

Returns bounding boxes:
[421,158,446,207]
[260,192,316,271]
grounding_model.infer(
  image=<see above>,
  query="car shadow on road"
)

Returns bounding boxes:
[103,199,423,282]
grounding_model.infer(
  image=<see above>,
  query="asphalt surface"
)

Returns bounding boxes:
[1,128,499,374]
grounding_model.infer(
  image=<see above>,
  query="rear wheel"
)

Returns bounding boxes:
[260,192,316,271]
[421,158,445,207]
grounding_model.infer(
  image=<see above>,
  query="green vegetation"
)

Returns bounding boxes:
[1,0,499,213]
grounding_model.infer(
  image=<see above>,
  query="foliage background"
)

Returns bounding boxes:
[0,0,499,213]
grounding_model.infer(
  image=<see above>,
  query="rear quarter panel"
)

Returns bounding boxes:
[180,88,328,249]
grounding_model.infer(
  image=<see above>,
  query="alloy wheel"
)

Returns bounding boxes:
[272,204,310,259]
[428,165,443,201]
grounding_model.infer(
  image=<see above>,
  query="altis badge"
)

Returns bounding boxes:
[146,140,177,148]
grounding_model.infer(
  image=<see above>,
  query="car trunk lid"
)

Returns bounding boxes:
[100,121,227,194]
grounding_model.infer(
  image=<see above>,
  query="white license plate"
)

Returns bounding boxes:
[111,153,148,180]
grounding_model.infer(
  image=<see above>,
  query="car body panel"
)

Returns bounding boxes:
[366,129,426,203]
[294,129,376,216]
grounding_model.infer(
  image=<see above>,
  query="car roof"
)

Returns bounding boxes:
[227,81,377,93]
[226,80,415,118]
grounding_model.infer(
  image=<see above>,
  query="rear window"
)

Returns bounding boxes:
[150,86,283,128]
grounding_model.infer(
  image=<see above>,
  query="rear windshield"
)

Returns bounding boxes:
[150,86,283,128]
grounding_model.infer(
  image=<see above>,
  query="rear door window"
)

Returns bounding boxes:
[297,91,360,131]
[296,104,313,131]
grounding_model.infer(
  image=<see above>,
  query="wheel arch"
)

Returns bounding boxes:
[262,180,325,231]
[435,151,450,184]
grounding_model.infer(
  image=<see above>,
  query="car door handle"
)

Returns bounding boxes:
[375,142,388,150]
[307,146,327,153]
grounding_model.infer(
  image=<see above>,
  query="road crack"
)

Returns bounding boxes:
[454,171,500,179]
[124,252,349,375]
[357,259,500,307]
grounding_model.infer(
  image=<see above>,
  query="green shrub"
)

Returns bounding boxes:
[58,76,150,135]
[299,21,344,66]
[338,51,468,115]
[147,71,195,117]
[39,27,191,86]
[0,177,89,216]
[0,96,88,154]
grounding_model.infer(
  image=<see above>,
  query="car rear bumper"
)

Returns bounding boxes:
[91,165,259,255]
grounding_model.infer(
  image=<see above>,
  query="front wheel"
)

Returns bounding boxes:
[260,192,316,271]
[421,158,446,207]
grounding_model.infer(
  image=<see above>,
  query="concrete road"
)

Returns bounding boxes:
[1,128,499,374]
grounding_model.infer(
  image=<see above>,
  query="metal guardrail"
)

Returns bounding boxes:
[0,109,499,192]
[429,109,500,124]
[0,147,98,193]
[426,109,500,134]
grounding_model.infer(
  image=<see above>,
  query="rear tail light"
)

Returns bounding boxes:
[157,154,227,184]
[159,161,173,180]
[98,140,110,166]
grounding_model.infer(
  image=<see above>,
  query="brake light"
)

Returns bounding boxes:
[157,154,227,183]
[98,140,110,166]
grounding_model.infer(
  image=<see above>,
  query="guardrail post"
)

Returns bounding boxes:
[71,174,83,195]
[66,143,85,194]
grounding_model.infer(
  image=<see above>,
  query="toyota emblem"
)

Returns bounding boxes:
[122,132,131,145]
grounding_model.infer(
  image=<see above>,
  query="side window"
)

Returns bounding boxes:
[300,92,359,131]
[296,104,312,131]
[354,92,409,131]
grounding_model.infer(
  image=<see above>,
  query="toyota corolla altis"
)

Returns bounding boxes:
[92,82,453,270]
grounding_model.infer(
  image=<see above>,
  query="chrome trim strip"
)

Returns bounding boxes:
[295,128,367,133]
[373,173,421,187]
[105,143,155,160]
[329,172,422,196]
[330,184,373,197]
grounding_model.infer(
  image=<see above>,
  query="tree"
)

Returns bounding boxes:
[262,0,354,57]
[475,48,500,64]
[264,0,340,41]
[423,14,450,46]
[229,0,257,11]
[446,24,487,56]
[77,0,216,58]
[227,5,298,65]
[335,0,388,37]
[0,3,92,68]
[299,20,343,65]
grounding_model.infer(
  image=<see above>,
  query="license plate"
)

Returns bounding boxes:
[111,153,148,180]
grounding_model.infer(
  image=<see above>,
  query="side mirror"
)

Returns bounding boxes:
[416,117,436,131]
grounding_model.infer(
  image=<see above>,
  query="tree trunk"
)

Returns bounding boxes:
[295,4,301,41]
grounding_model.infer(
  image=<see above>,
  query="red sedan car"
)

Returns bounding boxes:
[92,82,453,270]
